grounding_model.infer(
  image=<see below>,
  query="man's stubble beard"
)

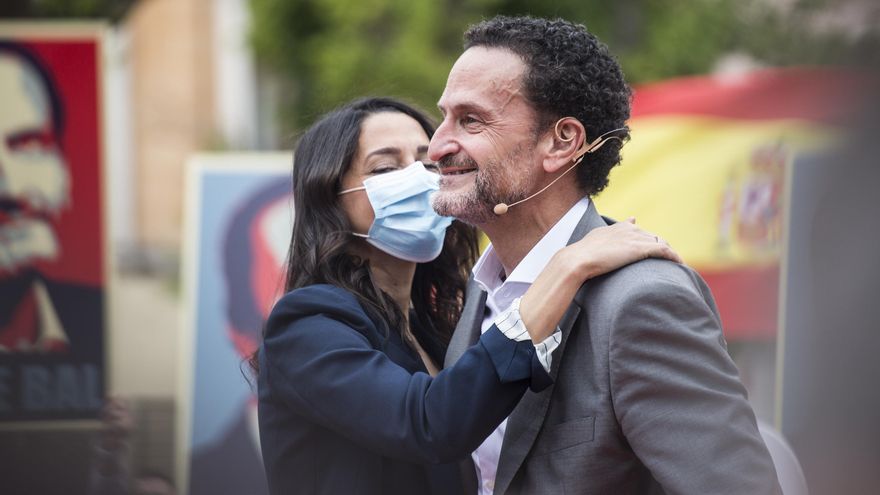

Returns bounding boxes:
[432,144,534,226]
[0,218,59,274]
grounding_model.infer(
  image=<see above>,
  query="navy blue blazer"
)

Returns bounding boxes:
[257,284,550,495]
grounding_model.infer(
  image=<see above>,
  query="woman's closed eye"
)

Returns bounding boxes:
[370,164,400,174]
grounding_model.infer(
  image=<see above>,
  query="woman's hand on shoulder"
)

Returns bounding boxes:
[516,218,681,345]
[555,217,682,282]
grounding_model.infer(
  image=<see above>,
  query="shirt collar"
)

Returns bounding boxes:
[472,196,591,293]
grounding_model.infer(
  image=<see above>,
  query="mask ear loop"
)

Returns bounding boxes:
[338,185,366,196]
[337,186,370,237]
[492,123,629,215]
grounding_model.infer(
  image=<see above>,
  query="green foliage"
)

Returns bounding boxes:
[735,1,880,70]
[493,0,743,83]
[250,0,502,129]
[249,0,879,133]
[4,0,137,20]
[30,0,135,20]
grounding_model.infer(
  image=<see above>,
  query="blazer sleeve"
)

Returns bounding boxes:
[608,277,781,495]
[260,285,550,464]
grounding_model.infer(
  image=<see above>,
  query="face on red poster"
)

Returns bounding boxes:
[0,28,105,422]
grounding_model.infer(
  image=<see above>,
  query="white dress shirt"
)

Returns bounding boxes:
[470,196,591,495]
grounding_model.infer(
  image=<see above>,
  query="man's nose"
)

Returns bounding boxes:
[427,120,459,162]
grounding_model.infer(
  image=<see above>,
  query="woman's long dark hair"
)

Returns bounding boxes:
[250,97,477,373]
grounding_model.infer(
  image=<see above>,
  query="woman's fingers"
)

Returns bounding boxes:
[643,237,682,264]
[567,221,683,271]
[654,243,683,263]
[611,222,682,264]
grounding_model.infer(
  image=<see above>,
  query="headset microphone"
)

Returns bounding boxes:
[493,125,628,215]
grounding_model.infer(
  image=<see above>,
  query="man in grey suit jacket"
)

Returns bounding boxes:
[428,15,781,494]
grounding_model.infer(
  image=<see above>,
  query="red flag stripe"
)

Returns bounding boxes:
[700,266,779,340]
[632,67,874,125]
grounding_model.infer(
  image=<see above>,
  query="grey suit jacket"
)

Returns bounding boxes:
[445,203,781,495]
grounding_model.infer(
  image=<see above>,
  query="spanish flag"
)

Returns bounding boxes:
[595,68,871,340]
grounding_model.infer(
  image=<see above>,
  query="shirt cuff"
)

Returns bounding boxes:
[494,297,563,372]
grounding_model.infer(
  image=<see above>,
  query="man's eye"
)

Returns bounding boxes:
[460,116,479,126]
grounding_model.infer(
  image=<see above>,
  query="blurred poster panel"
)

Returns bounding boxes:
[179,153,291,495]
[0,23,106,423]
[779,103,880,494]
[595,68,872,340]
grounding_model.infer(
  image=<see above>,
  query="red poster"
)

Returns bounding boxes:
[0,24,106,423]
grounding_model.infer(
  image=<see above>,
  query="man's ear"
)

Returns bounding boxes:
[542,117,586,173]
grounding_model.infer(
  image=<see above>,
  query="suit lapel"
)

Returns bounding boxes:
[445,277,486,368]
[568,201,612,245]
[493,302,581,495]
[493,202,610,495]
[446,279,488,495]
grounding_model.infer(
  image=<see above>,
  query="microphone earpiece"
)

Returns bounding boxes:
[492,124,629,215]
[554,119,575,142]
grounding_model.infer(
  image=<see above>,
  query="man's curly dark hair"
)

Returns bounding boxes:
[464,16,632,196]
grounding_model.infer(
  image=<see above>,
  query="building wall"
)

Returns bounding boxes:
[127,0,215,254]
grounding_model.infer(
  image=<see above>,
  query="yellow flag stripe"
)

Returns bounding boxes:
[595,115,839,270]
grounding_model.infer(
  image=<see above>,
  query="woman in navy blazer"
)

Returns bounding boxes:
[253,97,677,495]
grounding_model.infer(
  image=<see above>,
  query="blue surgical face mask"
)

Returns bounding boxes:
[338,161,453,263]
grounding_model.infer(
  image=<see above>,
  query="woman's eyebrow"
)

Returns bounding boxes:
[364,147,401,160]
[366,145,429,160]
